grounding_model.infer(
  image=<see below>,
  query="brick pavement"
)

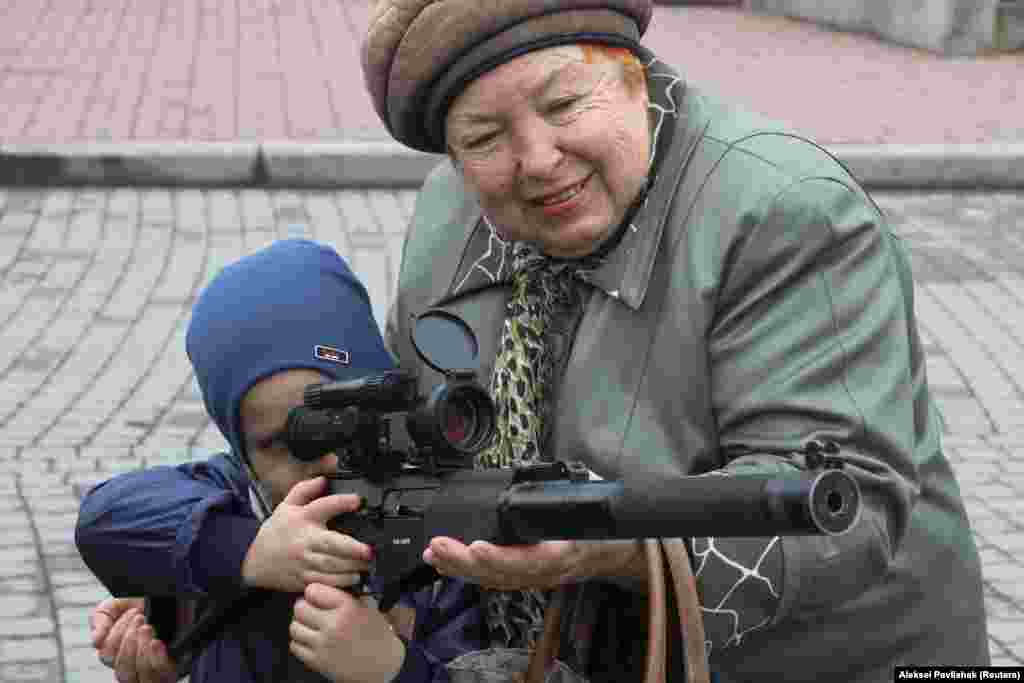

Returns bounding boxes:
[0,186,1021,681]
[0,3,1022,147]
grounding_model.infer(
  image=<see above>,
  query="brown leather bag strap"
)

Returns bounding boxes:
[660,539,711,683]
[525,543,670,683]
[643,538,670,683]
[524,588,568,683]
[525,538,709,683]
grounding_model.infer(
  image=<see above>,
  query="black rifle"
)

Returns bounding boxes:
[145,311,861,669]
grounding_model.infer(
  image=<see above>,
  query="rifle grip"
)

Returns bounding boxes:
[144,596,180,644]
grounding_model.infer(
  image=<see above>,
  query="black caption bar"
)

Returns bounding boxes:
[895,668,1023,681]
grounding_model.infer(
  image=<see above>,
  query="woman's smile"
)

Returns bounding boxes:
[531,173,593,218]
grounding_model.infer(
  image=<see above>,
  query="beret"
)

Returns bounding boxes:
[362,0,653,153]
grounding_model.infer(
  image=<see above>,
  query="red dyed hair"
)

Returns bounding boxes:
[581,44,646,96]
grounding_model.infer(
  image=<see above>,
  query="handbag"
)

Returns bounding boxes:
[446,539,711,683]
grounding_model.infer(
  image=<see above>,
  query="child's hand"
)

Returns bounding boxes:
[91,597,145,656]
[91,598,178,683]
[290,583,406,683]
[243,476,374,594]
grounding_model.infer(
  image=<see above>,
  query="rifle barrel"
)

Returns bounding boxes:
[496,469,861,544]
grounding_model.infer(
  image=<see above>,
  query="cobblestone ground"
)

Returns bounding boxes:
[0,186,1021,681]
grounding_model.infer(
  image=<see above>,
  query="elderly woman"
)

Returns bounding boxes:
[366,0,990,681]
[89,2,989,682]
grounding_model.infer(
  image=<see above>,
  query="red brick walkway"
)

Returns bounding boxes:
[0,2,1021,145]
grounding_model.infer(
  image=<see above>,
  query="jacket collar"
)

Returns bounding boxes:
[446,51,708,310]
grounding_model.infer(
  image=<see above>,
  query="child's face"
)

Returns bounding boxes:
[239,368,338,508]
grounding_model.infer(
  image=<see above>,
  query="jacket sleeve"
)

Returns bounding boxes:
[694,176,923,651]
[390,578,485,683]
[75,456,261,599]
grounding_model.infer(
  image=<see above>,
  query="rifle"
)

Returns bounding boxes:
[146,310,861,668]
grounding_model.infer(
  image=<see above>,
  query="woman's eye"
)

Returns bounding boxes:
[464,132,497,149]
[549,97,580,113]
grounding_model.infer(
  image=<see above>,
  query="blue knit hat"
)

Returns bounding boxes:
[186,239,395,466]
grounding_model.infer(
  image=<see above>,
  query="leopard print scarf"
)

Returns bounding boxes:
[475,245,597,651]
[477,249,589,470]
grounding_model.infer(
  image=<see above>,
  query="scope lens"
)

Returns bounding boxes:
[444,394,476,446]
[439,385,494,451]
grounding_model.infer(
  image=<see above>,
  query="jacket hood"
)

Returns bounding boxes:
[185,239,395,467]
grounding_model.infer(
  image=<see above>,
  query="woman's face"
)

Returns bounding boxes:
[240,368,339,509]
[446,45,651,259]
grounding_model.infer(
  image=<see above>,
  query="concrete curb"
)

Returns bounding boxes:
[833,144,1024,190]
[0,141,445,189]
[1,140,1023,189]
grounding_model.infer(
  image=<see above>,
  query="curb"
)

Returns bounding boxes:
[832,144,1024,190]
[1,141,1023,190]
[0,141,444,189]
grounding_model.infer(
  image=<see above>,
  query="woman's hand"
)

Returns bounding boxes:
[290,583,406,683]
[90,598,178,683]
[243,476,374,594]
[422,537,647,590]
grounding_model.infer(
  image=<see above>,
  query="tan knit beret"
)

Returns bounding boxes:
[362,0,653,153]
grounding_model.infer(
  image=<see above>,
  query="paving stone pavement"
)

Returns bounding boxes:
[0,186,1021,681]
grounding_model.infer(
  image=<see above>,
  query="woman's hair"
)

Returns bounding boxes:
[581,44,646,97]
[445,43,647,160]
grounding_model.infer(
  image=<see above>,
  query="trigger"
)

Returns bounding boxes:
[344,571,372,597]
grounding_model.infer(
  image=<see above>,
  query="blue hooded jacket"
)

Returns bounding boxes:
[75,240,485,683]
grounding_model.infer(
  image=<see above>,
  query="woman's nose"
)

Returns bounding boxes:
[515,122,563,179]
